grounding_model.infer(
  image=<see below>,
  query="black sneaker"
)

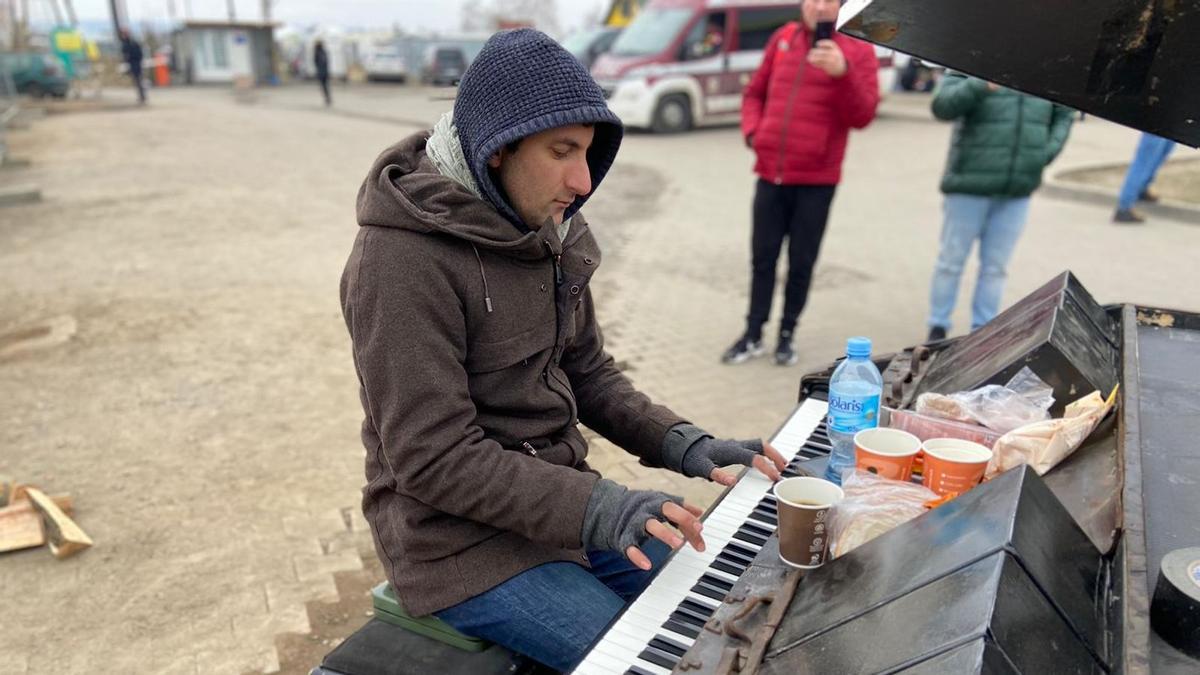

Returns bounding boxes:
[721,335,765,364]
[775,330,799,366]
[927,326,947,342]
[1113,208,1146,224]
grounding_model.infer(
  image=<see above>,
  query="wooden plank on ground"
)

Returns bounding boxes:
[0,494,76,553]
[14,487,91,558]
[0,475,15,507]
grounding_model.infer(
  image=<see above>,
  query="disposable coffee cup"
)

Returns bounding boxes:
[854,427,922,481]
[773,476,844,569]
[921,438,993,497]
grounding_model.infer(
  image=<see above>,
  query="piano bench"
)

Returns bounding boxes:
[370,582,488,653]
[309,583,557,675]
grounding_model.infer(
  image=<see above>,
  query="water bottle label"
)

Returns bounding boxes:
[827,392,881,433]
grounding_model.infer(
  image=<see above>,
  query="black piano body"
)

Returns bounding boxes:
[314,272,1200,674]
[669,272,1200,675]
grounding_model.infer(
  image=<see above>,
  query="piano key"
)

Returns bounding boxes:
[635,646,677,671]
[733,529,769,547]
[699,573,734,592]
[668,609,706,630]
[720,543,758,564]
[680,597,717,619]
[711,558,745,577]
[742,521,774,538]
[690,581,727,602]
[663,618,700,640]
[628,668,656,675]
[650,635,691,657]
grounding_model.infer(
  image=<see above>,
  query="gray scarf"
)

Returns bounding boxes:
[426,112,571,242]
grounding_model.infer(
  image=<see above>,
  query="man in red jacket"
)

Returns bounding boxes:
[722,0,880,366]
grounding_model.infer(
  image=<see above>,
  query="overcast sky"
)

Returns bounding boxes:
[67,0,607,34]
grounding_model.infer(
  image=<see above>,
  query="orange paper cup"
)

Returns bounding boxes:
[854,427,922,481]
[921,438,992,497]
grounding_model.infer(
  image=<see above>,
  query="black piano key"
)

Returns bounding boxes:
[681,598,716,619]
[745,512,777,530]
[733,528,769,547]
[743,521,774,538]
[718,547,754,567]
[671,606,707,628]
[650,636,690,657]
[724,541,760,560]
[756,499,778,513]
[753,507,778,523]
[663,618,701,640]
[700,573,734,592]
[627,668,655,675]
[711,559,745,577]
[691,581,727,602]
[637,645,679,670]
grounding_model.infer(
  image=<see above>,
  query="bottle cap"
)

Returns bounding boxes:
[846,336,872,358]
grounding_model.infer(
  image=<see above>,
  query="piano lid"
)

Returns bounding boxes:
[837,0,1200,147]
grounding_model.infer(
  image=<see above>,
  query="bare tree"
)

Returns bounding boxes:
[460,0,563,37]
[459,0,492,32]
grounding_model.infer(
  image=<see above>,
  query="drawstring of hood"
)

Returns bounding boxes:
[427,111,573,316]
[471,245,494,313]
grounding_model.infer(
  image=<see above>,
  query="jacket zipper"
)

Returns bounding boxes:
[1006,94,1024,195]
[543,240,564,287]
[774,27,809,185]
[521,441,538,457]
[541,239,577,423]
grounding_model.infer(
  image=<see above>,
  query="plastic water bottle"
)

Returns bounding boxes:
[823,337,883,485]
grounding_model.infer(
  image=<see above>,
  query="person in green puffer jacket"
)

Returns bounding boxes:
[925,72,1075,342]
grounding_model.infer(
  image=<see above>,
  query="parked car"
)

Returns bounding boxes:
[561,26,622,70]
[0,52,69,98]
[421,46,467,86]
[590,0,897,133]
[363,45,408,82]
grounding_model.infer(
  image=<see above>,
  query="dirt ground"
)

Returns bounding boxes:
[3,84,1200,675]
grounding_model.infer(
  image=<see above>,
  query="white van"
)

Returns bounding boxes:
[591,0,892,133]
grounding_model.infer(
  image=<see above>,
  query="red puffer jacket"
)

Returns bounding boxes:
[741,22,880,186]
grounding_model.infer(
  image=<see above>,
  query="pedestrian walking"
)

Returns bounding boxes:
[722,0,881,367]
[314,40,331,106]
[925,73,1075,342]
[1113,132,1176,223]
[119,29,146,104]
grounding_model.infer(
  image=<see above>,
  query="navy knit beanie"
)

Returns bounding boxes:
[453,28,623,228]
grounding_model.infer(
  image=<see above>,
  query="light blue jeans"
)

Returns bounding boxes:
[928,194,1030,332]
[1117,133,1175,211]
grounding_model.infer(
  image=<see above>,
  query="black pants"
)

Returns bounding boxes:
[318,76,331,105]
[130,70,145,103]
[745,180,837,341]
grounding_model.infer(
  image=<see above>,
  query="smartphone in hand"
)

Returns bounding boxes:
[813,20,835,46]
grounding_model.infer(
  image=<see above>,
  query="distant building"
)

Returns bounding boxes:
[172,21,276,85]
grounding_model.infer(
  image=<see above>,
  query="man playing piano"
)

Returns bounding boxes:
[340,29,787,672]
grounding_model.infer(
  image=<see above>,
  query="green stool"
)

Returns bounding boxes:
[371,582,490,653]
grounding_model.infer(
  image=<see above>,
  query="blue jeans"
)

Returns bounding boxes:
[928,194,1030,332]
[434,540,671,672]
[1117,133,1176,210]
